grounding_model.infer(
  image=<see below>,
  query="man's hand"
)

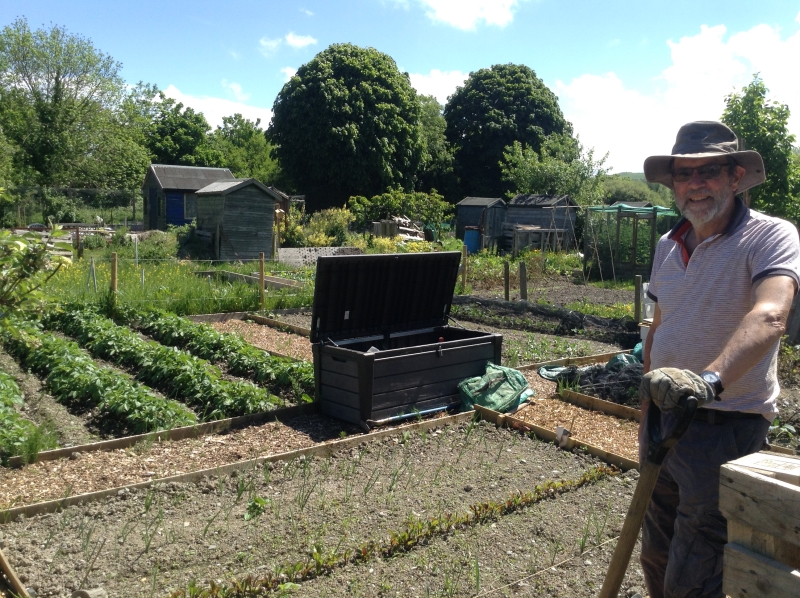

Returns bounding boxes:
[640,368,715,411]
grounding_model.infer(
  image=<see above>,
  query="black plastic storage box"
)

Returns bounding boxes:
[311,252,503,428]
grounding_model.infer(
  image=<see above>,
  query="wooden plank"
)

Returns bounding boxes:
[723,543,800,598]
[373,343,496,378]
[0,411,475,523]
[560,389,641,422]
[719,462,800,549]
[320,370,360,394]
[473,405,639,471]
[248,313,311,337]
[372,377,467,410]
[320,353,359,377]
[728,518,800,568]
[730,451,800,485]
[514,350,628,372]
[319,384,360,408]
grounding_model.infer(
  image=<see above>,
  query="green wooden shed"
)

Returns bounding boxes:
[195,179,280,261]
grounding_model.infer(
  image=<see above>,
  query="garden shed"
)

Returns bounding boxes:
[195,179,280,261]
[501,194,579,252]
[142,164,234,231]
[454,197,506,245]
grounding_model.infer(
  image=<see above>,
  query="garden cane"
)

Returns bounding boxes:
[598,395,698,598]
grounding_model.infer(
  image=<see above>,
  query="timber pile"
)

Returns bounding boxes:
[720,452,800,597]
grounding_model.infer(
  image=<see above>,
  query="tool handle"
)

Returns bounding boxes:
[646,395,698,465]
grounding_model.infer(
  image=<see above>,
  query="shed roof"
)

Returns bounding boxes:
[195,178,279,199]
[611,201,653,208]
[507,194,578,207]
[145,165,234,191]
[456,197,505,207]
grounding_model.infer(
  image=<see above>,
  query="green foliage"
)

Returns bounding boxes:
[208,114,282,185]
[44,308,283,418]
[123,308,313,402]
[0,226,71,321]
[500,135,608,206]
[416,94,458,200]
[0,369,57,462]
[302,208,355,247]
[348,188,452,235]
[1,320,196,433]
[40,189,80,223]
[722,75,800,220]
[444,64,571,198]
[145,95,222,167]
[268,43,423,211]
[601,176,670,207]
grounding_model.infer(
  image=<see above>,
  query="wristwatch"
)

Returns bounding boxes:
[700,370,724,400]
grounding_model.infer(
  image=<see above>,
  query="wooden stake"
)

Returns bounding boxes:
[504,261,510,302]
[519,261,527,301]
[0,545,29,597]
[259,252,266,311]
[75,227,82,260]
[461,244,467,292]
[110,252,118,301]
[90,257,98,293]
[634,275,642,324]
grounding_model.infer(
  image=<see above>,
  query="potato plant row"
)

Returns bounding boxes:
[0,369,45,462]
[44,310,282,420]
[1,322,197,435]
[122,308,314,402]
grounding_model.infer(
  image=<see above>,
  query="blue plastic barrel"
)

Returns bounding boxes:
[464,227,481,254]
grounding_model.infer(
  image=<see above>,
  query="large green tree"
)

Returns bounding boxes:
[208,114,282,184]
[444,64,571,199]
[722,75,800,220]
[268,43,424,211]
[500,134,607,206]
[0,18,128,186]
[145,95,222,167]
[416,94,458,200]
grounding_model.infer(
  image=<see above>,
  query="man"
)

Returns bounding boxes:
[639,121,800,598]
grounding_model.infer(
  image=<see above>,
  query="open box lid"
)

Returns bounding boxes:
[310,252,461,343]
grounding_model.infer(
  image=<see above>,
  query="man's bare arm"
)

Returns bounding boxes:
[706,275,796,389]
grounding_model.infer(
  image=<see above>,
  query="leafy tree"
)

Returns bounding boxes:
[602,176,669,206]
[444,64,571,198]
[500,134,607,206]
[348,188,452,236]
[722,75,800,220]
[208,114,282,184]
[416,94,457,200]
[0,18,126,186]
[145,96,222,167]
[268,43,423,211]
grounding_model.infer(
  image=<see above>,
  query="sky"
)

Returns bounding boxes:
[3,0,800,173]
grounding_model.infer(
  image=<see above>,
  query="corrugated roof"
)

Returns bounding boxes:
[456,197,505,207]
[195,178,278,198]
[508,194,578,207]
[611,201,652,208]
[145,165,234,191]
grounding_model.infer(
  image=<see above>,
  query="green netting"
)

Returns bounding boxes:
[459,363,534,413]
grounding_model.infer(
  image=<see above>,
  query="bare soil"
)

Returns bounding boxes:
[471,276,635,308]
[0,421,645,598]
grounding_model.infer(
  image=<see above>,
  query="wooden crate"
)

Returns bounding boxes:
[720,451,800,597]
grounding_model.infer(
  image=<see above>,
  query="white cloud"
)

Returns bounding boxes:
[301,8,314,16]
[259,36,282,57]
[281,67,298,82]
[397,0,525,30]
[221,79,250,102]
[556,20,800,172]
[408,69,467,104]
[229,50,241,60]
[285,32,317,48]
[163,85,273,129]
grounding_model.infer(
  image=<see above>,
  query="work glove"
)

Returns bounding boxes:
[640,368,715,412]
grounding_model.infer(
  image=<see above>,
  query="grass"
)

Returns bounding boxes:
[563,299,634,319]
[464,249,583,291]
[504,334,590,368]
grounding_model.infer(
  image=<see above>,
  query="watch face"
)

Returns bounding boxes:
[701,371,722,394]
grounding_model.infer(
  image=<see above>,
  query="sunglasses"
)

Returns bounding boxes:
[671,163,730,183]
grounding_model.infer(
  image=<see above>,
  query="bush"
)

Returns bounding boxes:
[111,226,130,247]
[303,208,355,247]
[348,188,452,235]
[82,234,107,250]
[115,230,178,261]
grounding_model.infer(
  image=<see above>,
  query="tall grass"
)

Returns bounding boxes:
[43,259,313,315]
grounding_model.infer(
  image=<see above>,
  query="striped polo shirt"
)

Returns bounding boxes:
[647,198,800,418]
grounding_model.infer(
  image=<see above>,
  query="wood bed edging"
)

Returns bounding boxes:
[246,313,312,337]
[0,412,475,523]
[559,389,641,422]
[514,350,627,372]
[473,404,640,471]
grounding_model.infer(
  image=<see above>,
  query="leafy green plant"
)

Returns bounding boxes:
[0,370,58,462]
[245,496,269,521]
[768,417,797,442]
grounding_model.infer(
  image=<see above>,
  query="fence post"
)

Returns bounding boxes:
[141,268,145,289]
[75,228,83,260]
[504,261,510,302]
[519,261,527,301]
[634,275,642,324]
[110,252,118,307]
[90,257,97,293]
[259,252,266,311]
[461,245,468,292]
[134,235,139,268]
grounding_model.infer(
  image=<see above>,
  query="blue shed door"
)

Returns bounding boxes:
[166,192,191,226]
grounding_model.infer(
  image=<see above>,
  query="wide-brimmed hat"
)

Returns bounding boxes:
[644,121,765,192]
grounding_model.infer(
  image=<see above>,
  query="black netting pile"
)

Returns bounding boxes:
[555,363,644,407]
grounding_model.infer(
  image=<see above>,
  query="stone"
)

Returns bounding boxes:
[71,589,108,598]
[69,452,81,461]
